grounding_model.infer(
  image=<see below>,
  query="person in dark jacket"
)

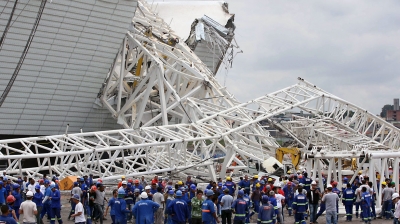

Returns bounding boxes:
[306,181,321,224]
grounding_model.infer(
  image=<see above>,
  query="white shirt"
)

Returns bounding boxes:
[74,202,86,223]
[27,184,36,193]
[153,192,165,208]
[275,194,285,208]
[395,200,400,218]
[19,200,37,223]
[40,185,46,195]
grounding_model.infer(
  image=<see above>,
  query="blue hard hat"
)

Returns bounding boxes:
[204,189,208,195]
[44,180,50,184]
[73,182,78,186]
[260,180,265,184]
[80,178,84,181]
[134,188,140,193]
[190,184,196,190]
[262,195,269,203]
[35,185,40,190]
[343,177,348,181]
[238,190,244,196]
[0,181,3,185]
[13,184,20,189]
[127,182,132,186]
[180,187,185,192]
[118,188,126,195]
[206,190,214,196]
[222,186,227,191]
[49,184,55,189]
[17,179,22,182]
[3,177,7,181]
[168,190,174,195]
[167,186,172,190]
[176,190,182,197]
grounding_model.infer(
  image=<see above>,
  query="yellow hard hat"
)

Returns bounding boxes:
[382,182,387,186]
[256,183,261,188]
[253,175,258,179]
[226,176,231,181]
[287,170,292,174]
[268,178,273,182]
[122,175,125,179]
[178,181,183,185]
[358,171,362,174]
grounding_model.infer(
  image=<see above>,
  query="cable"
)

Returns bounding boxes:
[0,0,11,17]
[0,0,18,52]
[0,0,47,107]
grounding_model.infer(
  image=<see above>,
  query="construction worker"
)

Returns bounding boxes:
[231,190,248,224]
[251,183,262,215]
[70,194,86,224]
[201,190,219,224]
[239,175,251,195]
[11,184,22,219]
[392,193,400,223]
[132,192,160,224]
[381,181,394,220]
[114,188,131,224]
[257,195,274,224]
[252,175,260,191]
[354,182,362,219]
[220,188,233,224]
[360,187,372,224]
[342,183,355,221]
[224,177,236,196]
[104,189,117,224]
[6,195,18,222]
[331,181,341,219]
[168,190,190,224]
[367,181,376,219]
[268,191,278,223]
[165,190,175,224]
[292,185,308,224]
[50,183,62,224]
[283,182,294,216]
[0,205,17,224]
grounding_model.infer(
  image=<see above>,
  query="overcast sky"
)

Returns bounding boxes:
[211,0,400,115]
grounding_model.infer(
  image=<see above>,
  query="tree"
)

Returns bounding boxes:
[380,104,393,118]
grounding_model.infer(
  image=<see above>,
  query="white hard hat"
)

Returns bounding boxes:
[140,192,148,199]
[327,184,333,188]
[26,191,33,197]
[393,193,400,200]
[311,181,317,185]
[122,181,127,185]
[145,185,151,190]
[273,183,281,188]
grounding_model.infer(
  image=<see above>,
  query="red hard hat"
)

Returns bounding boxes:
[39,179,44,183]
[128,179,133,183]
[134,179,139,184]
[6,195,15,203]
[91,186,97,191]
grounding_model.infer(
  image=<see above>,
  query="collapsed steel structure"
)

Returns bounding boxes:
[0,0,399,210]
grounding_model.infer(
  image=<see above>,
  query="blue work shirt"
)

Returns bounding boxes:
[132,199,160,224]
[224,181,236,195]
[168,197,189,222]
[342,188,355,206]
[258,202,274,223]
[292,193,308,213]
[201,198,215,222]
[0,187,6,204]
[50,190,61,208]
[232,198,248,221]
[0,214,17,224]
[33,191,44,207]
[361,192,372,207]
[11,191,21,208]
[113,198,131,221]
[108,197,116,216]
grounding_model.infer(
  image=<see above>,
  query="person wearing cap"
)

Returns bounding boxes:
[167,190,190,224]
[381,181,394,220]
[6,195,18,222]
[342,183,355,222]
[191,190,203,224]
[144,185,152,200]
[104,189,117,224]
[32,185,43,224]
[187,184,197,224]
[114,188,130,224]
[220,187,233,224]
[152,187,165,224]
[11,184,22,219]
[69,182,82,221]
[201,190,219,224]
[119,181,127,191]
[49,184,62,224]
[367,181,376,219]
[321,184,339,224]
[19,191,37,224]
[151,176,159,185]
[0,205,18,224]
[393,192,400,223]
[251,183,262,215]
[0,181,6,206]
[132,192,160,224]
[268,191,278,223]
[40,180,51,222]
[70,194,85,224]
[124,183,134,222]
[292,185,308,224]
[252,175,260,192]
[118,176,126,189]
[79,178,88,206]
[307,180,321,224]
[360,186,372,223]
[257,195,274,224]
[231,190,248,224]
[303,173,311,192]
[165,189,175,224]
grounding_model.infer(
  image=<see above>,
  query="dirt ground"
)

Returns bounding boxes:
[52,193,394,224]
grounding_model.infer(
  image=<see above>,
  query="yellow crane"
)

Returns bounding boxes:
[275,147,301,170]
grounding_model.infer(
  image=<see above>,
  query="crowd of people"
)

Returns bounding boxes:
[0,170,399,224]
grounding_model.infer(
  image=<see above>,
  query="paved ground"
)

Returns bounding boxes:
[50,193,394,224]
